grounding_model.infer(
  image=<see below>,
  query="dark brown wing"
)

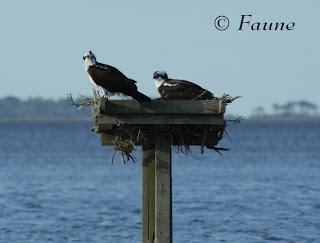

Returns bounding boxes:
[87,62,138,93]
[158,79,214,100]
[88,62,151,103]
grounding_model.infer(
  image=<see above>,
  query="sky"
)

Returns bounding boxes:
[1,1,319,117]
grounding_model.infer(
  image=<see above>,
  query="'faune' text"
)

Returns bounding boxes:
[238,14,295,31]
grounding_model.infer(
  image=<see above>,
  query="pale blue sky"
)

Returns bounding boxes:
[1,1,319,116]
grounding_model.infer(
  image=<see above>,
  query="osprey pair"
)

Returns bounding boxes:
[83,51,214,102]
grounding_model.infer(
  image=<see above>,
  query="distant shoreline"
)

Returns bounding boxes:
[242,116,320,123]
[0,117,92,122]
[1,116,319,123]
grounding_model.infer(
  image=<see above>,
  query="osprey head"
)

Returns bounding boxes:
[153,71,168,89]
[153,71,168,80]
[83,51,96,67]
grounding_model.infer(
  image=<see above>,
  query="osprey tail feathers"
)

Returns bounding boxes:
[132,91,151,103]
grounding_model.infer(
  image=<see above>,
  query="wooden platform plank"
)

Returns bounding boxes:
[100,132,219,146]
[96,113,224,126]
[94,99,226,115]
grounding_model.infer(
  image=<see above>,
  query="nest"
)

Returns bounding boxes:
[67,93,242,165]
[104,122,241,165]
[109,124,153,165]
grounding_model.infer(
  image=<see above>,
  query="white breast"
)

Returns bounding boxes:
[154,77,165,89]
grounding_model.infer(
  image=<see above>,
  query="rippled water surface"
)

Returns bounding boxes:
[0,121,319,242]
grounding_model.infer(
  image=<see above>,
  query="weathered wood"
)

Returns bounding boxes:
[100,132,219,146]
[96,113,224,126]
[142,145,149,243]
[219,99,226,113]
[142,144,155,243]
[93,99,226,115]
[155,125,172,243]
[148,148,156,243]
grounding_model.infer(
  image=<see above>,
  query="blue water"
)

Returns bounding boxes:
[0,121,319,242]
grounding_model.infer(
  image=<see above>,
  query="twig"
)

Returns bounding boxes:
[128,153,137,163]
[226,116,243,124]
[206,146,230,155]
[120,152,126,164]
[192,89,209,100]
[77,92,92,101]
[92,88,99,100]
[66,93,95,110]
[221,93,242,104]
[200,125,208,154]
[110,149,116,166]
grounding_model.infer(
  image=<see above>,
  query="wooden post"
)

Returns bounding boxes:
[142,144,155,243]
[155,125,172,243]
[142,129,172,243]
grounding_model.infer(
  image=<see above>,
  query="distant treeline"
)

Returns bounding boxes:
[251,100,319,118]
[1,96,319,120]
[0,96,91,119]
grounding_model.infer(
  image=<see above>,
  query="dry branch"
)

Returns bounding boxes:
[66,92,96,110]
[226,116,243,124]
[191,90,216,101]
[221,93,242,103]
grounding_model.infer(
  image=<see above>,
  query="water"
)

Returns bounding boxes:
[0,121,319,242]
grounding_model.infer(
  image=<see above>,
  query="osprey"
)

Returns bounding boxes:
[83,51,151,103]
[153,71,214,100]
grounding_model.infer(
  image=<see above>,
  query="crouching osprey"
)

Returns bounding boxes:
[153,71,214,100]
[83,51,151,103]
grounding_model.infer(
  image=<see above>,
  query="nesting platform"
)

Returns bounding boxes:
[91,98,228,243]
[92,98,227,146]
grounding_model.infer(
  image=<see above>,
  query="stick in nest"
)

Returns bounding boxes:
[66,92,96,110]
[192,89,210,100]
[226,116,243,124]
[221,93,242,104]
[200,125,208,154]
[110,135,137,165]
[205,146,230,155]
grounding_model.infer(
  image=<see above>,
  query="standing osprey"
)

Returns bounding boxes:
[83,51,151,103]
[153,71,214,100]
